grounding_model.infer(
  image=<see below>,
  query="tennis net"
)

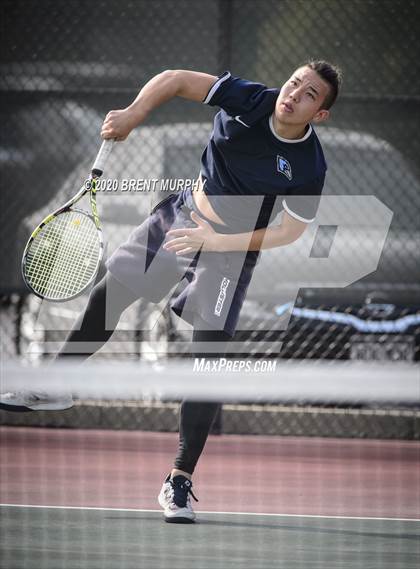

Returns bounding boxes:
[1,359,418,439]
[1,357,419,569]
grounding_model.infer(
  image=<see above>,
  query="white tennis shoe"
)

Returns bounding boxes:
[0,390,74,412]
[158,474,198,523]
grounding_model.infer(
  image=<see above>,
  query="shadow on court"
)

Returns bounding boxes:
[106,514,420,541]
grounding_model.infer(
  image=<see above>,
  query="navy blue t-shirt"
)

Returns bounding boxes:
[199,71,327,229]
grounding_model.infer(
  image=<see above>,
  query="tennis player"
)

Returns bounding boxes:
[2,61,341,523]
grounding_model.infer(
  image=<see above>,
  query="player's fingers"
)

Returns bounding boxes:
[102,125,128,141]
[101,130,114,140]
[101,123,122,137]
[164,243,186,253]
[102,122,113,133]
[102,119,117,131]
[190,211,208,225]
[163,237,188,250]
[176,247,194,256]
[166,228,193,237]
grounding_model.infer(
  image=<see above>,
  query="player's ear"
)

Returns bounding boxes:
[312,109,329,124]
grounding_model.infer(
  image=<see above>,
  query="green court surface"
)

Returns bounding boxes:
[1,505,419,569]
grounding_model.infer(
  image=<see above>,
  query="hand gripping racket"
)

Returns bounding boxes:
[22,139,114,301]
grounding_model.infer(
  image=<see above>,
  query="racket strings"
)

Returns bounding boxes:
[28,232,96,289]
[27,217,98,291]
[26,237,97,296]
[24,211,101,300]
[26,223,99,298]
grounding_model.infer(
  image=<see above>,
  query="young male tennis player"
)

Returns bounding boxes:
[2,61,341,523]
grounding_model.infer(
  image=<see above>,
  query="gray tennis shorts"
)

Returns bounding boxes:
[105,189,260,336]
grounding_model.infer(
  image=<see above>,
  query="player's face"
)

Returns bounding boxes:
[275,67,330,126]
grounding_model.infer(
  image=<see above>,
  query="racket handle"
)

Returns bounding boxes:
[91,139,115,177]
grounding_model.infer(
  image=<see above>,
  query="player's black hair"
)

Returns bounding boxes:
[305,60,343,110]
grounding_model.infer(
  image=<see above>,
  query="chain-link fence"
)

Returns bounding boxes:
[1,0,420,444]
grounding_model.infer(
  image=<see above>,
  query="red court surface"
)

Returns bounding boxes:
[1,427,419,519]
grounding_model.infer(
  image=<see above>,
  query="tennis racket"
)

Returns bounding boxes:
[21,139,114,301]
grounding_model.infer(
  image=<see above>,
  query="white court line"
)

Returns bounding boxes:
[1,504,419,523]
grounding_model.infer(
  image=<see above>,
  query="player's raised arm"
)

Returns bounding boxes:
[101,70,218,141]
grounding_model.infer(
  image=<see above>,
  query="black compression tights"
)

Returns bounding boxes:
[56,272,230,475]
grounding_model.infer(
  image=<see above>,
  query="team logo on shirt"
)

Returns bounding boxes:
[276,156,292,181]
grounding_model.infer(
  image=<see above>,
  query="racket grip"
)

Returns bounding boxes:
[91,139,115,177]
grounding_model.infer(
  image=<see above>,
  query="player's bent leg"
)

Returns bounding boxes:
[0,272,139,412]
[158,318,231,523]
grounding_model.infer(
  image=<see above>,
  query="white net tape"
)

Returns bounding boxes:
[2,360,418,405]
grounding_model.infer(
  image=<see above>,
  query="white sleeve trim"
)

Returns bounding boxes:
[282,199,315,223]
[203,72,231,104]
